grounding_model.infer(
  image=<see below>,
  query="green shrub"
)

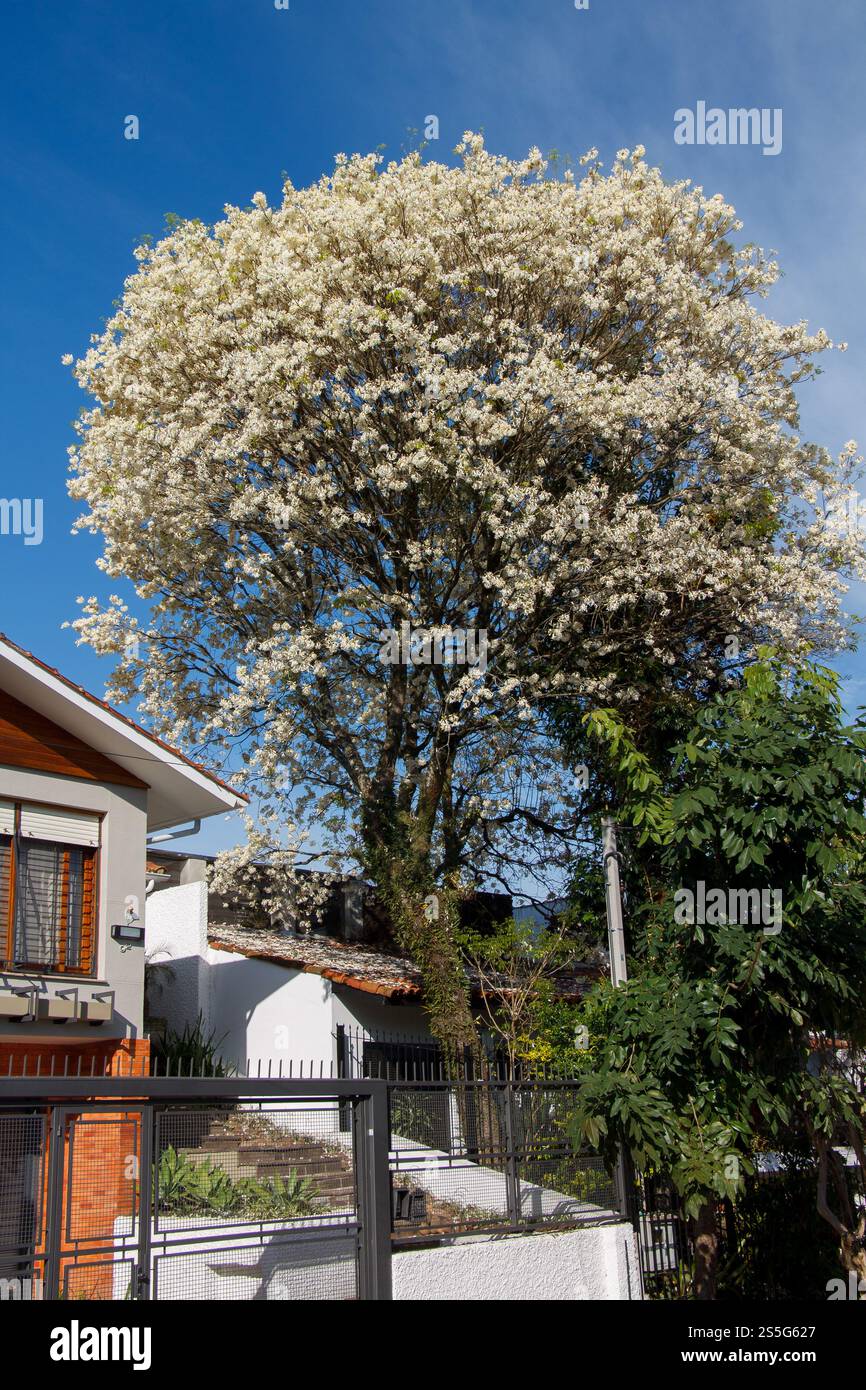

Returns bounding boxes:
[235,1172,320,1219]
[150,1014,233,1076]
[156,1145,321,1219]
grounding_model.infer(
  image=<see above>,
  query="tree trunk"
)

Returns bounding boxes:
[815,1134,866,1293]
[839,1226,866,1290]
[692,1200,719,1300]
[388,881,477,1056]
[362,800,478,1056]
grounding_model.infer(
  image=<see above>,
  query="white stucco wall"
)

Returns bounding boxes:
[146,880,339,1070]
[108,1218,640,1301]
[112,1216,358,1300]
[207,946,337,1072]
[393,1223,641,1301]
[331,987,432,1043]
[145,880,210,1037]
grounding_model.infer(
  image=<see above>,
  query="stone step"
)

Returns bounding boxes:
[186,1131,355,1195]
[173,1147,354,1199]
[236,1142,347,1161]
[253,1172,355,1196]
[251,1156,350,1178]
[276,1169,355,1189]
[262,1180,354,1199]
[198,1136,239,1153]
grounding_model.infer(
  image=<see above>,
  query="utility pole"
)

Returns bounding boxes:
[602,816,628,986]
[602,815,643,1299]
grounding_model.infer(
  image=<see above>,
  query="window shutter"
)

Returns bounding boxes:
[19,804,101,848]
[12,841,95,972]
[0,801,14,836]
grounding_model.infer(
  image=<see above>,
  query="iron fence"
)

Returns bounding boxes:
[387,1078,620,1243]
[626,1171,691,1298]
[334,1023,580,1083]
[0,1075,391,1302]
[0,1065,628,1299]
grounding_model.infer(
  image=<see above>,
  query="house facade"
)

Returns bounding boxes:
[0,634,246,1077]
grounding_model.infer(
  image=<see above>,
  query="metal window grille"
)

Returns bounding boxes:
[3,837,95,973]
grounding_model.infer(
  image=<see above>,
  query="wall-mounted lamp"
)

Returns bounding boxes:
[111,922,145,945]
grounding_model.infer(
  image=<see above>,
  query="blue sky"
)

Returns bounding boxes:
[1,0,864,855]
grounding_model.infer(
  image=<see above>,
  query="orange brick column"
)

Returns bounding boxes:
[0,1038,151,1299]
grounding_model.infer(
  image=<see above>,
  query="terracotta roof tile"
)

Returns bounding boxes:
[206,922,599,1003]
[207,924,422,998]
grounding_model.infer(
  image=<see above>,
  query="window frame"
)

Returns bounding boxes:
[0,798,101,977]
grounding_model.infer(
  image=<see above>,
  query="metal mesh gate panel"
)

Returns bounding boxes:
[151,1101,360,1300]
[388,1081,620,1242]
[0,1080,384,1301]
[0,1110,46,1300]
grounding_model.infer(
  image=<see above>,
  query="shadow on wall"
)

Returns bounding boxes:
[146,949,334,1075]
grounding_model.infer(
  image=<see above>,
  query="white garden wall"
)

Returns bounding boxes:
[111,1215,639,1301]
[392,1223,641,1301]
[145,880,210,1036]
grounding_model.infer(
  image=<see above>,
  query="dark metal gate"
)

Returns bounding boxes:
[627,1170,690,1297]
[0,1077,391,1301]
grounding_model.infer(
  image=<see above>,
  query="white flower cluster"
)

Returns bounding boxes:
[63,135,862,895]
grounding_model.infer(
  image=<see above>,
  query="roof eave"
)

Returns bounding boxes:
[0,636,247,830]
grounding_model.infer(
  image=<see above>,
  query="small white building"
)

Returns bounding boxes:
[144,850,440,1073]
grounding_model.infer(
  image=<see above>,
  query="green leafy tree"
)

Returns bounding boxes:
[459,916,585,1072]
[570,658,866,1298]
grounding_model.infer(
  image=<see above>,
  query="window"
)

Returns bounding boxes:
[0,802,99,975]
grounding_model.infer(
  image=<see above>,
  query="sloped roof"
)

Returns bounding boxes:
[207,922,599,1003]
[0,632,247,830]
[208,923,423,998]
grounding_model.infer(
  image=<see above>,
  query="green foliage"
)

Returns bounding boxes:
[390,1090,447,1149]
[150,1013,233,1076]
[238,1172,321,1219]
[156,1146,320,1219]
[569,657,866,1227]
[159,1147,237,1214]
[581,708,674,844]
[716,1163,846,1301]
[457,915,587,1068]
[367,841,476,1057]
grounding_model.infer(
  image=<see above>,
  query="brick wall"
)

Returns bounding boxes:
[0,1038,150,1299]
[0,1037,150,1078]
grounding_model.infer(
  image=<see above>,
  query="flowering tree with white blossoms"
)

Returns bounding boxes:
[66,136,863,1050]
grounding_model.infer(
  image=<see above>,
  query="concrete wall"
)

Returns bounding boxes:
[331,986,432,1045]
[144,880,210,1037]
[111,1216,358,1301]
[106,1218,637,1301]
[207,948,336,1072]
[392,1223,642,1301]
[145,881,341,1070]
[0,765,149,1040]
